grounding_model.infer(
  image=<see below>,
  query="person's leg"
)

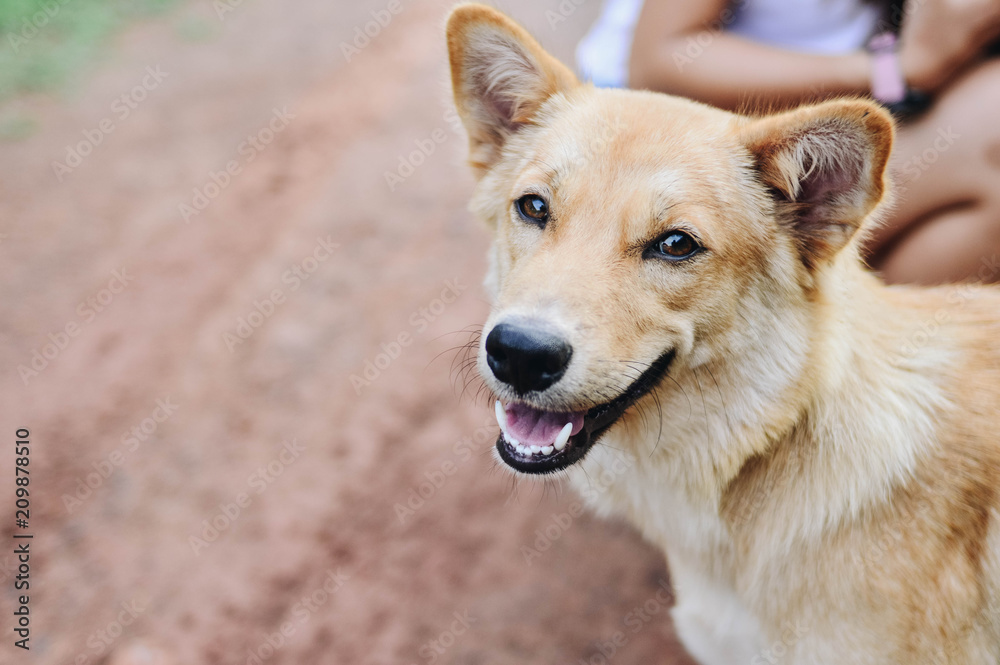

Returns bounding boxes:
[865,59,1000,284]
[877,203,1000,284]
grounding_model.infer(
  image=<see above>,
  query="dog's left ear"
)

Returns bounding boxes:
[742,99,894,269]
[446,3,580,176]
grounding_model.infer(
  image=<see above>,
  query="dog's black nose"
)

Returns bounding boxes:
[485,322,572,394]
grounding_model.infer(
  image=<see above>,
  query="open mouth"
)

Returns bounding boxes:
[493,349,676,474]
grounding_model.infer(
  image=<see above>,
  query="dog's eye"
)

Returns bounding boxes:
[650,231,701,261]
[515,194,549,225]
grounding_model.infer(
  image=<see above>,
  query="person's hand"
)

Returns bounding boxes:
[899,0,1000,92]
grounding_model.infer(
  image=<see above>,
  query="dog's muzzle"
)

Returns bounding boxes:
[492,348,677,474]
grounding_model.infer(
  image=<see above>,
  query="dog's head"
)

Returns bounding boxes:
[447,4,894,474]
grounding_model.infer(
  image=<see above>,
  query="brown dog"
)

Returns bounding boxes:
[447,4,1000,663]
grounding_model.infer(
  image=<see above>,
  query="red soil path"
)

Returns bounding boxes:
[0,1,695,663]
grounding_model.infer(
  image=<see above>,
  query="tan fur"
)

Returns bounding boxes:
[446,5,1000,663]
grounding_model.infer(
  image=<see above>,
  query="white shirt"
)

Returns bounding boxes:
[576,0,882,88]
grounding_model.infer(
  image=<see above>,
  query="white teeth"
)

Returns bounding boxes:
[495,401,508,431]
[498,402,573,459]
[554,422,572,451]
[496,401,521,452]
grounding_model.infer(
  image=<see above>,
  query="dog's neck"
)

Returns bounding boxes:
[573,255,946,557]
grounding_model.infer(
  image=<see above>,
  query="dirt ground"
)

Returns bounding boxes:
[0,1,695,663]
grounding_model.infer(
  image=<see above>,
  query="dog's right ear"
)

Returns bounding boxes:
[446,4,579,176]
[741,99,894,271]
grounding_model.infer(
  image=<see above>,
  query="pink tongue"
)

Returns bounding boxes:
[505,403,586,447]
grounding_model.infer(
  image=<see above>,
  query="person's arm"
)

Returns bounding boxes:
[629,0,1000,111]
[628,0,871,111]
[896,0,1000,92]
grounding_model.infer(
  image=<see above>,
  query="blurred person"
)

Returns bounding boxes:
[577,0,1000,284]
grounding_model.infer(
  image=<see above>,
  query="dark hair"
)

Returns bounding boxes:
[868,0,906,33]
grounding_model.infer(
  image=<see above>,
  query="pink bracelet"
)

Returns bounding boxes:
[868,32,906,104]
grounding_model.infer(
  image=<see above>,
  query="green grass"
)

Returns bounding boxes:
[0,0,181,101]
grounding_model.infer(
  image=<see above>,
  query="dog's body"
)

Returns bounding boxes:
[579,277,1000,664]
[446,5,1000,663]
